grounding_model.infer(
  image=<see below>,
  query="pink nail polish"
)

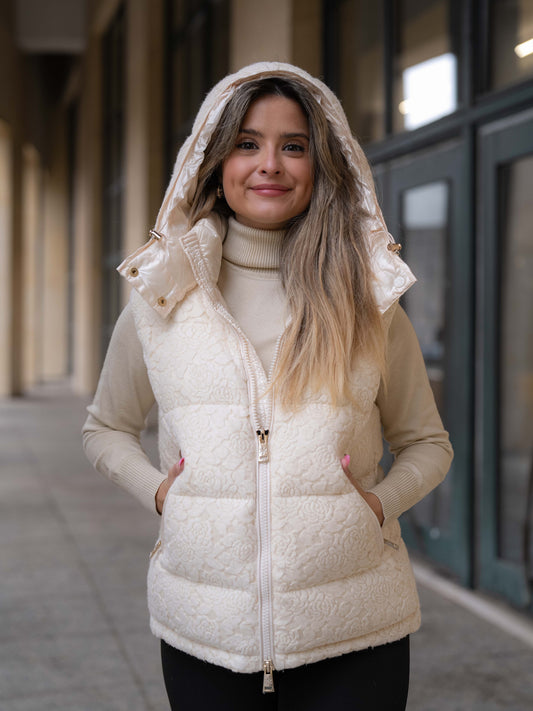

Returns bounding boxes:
[179,457,185,467]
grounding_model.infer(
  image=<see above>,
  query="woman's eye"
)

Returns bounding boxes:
[236,141,257,150]
[283,143,305,152]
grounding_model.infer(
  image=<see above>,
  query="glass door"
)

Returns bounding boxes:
[374,139,473,585]
[478,110,533,610]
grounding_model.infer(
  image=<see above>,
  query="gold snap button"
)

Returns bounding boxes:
[387,242,402,254]
[129,266,139,277]
[157,296,167,307]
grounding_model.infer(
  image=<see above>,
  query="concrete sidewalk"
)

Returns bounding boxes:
[1,383,532,710]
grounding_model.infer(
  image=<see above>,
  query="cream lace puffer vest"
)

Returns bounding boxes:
[132,278,420,676]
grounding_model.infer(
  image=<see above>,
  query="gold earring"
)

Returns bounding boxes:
[216,185,224,199]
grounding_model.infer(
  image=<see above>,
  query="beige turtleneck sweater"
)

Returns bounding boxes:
[83,218,451,521]
[83,219,288,509]
[218,218,287,372]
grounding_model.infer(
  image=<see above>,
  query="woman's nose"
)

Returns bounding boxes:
[258,147,281,174]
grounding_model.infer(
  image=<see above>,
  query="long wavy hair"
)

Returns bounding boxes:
[189,77,385,407]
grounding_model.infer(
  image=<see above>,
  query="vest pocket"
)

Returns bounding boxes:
[148,477,176,562]
[342,468,385,552]
[271,490,386,591]
[352,488,385,559]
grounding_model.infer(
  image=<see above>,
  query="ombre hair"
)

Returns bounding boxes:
[189,76,385,407]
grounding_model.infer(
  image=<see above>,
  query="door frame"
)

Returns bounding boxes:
[477,108,533,609]
[374,138,474,585]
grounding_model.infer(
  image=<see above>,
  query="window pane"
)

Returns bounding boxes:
[498,156,533,565]
[393,0,458,132]
[491,0,533,89]
[336,0,385,142]
[401,181,451,534]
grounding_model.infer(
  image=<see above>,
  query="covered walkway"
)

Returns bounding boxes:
[0,384,532,710]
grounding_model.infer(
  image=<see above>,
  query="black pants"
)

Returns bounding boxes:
[161,636,410,710]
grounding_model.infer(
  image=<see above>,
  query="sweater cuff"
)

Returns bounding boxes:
[116,454,166,514]
[369,468,420,523]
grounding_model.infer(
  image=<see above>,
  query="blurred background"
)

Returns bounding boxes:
[0,1,532,709]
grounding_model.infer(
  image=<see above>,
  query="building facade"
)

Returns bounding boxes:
[1,0,532,613]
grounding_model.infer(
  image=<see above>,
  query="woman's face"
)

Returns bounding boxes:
[221,94,314,230]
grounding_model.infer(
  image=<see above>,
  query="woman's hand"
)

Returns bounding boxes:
[155,457,185,514]
[340,454,384,526]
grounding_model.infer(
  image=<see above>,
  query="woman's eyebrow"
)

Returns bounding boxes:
[281,132,309,141]
[238,127,309,141]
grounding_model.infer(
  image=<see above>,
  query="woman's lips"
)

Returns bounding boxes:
[250,184,291,196]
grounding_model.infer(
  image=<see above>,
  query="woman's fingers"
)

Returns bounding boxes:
[340,454,384,524]
[341,454,360,489]
[341,454,362,492]
[168,457,185,481]
[156,458,185,514]
[340,453,351,473]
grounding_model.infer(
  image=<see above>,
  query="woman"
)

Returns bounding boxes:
[83,62,453,710]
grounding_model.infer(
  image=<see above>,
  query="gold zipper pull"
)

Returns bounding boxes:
[256,429,270,463]
[262,659,275,693]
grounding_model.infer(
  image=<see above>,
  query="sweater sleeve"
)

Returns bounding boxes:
[82,302,166,513]
[369,304,454,523]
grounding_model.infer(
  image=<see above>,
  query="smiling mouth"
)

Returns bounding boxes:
[250,184,291,196]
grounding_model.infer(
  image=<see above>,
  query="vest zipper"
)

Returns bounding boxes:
[220,320,278,692]
[256,427,275,693]
[214,305,281,692]
[184,242,282,691]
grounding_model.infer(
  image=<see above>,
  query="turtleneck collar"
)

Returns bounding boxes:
[222,217,285,271]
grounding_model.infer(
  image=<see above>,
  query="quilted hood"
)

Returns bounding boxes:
[118,62,415,317]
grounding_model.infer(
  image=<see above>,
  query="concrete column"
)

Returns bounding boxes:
[71,33,103,395]
[230,0,292,71]
[146,0,165,232]
[10,141,23,396]
[123,0,150,264]
[230,0,322,75]
[21,144,42,389]
[41,109,69,380]
[122,0,164,307]
[0,120,13,396]
[291,0,322,77]
[0,3,24,396]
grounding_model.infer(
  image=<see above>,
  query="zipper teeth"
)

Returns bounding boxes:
[267,331,285,382]
[244,340,264,428]
[235,343,276,667]
[258,459,274,662]
[241,340,275,665]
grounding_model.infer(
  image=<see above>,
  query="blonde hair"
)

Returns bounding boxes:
[189,77,385,406]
